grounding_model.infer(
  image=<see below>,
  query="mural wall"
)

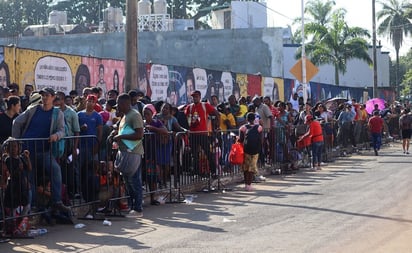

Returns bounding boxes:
[0,46,394,106]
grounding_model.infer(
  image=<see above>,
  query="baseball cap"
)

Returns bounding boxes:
[39,87,56,96]
[86,94,98,102]
[304,115,313,123]
[191,90,201,96]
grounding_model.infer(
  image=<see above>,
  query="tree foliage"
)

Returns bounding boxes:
[377,0,412,95]
[0,0,52,37]
[297,1,372,85]
[0,0,234,36]
[398,49,412,97]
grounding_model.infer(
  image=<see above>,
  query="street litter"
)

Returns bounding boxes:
[27,228,48,237]
[103,219,112,226]
[223,218,237,223]
[183,194,197,204]
[74,223,86,229]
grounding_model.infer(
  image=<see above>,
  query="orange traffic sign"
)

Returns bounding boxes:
[290,58,319,83]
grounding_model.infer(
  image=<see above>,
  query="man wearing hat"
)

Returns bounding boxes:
[12,87,70,213]
[185,90,220,176]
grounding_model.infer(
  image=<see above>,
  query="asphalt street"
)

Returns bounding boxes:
[1,142,412,253]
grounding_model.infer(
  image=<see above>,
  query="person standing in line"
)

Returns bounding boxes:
[12,87,70,213]
[239,112,263,191]
[77,94,103,202]
[0,96,20,145]
[55,91,81,197]
[111,93,144,217]
[399,108,412,154]
[298,115,324,170]
[20,84,34,112]
[368,110,384,156]
[185,90,220,177]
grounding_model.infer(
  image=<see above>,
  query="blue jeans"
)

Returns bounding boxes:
[371,133,382,151]
[311,141,324,166]
[121,154,143,212]
[35,152,63,204]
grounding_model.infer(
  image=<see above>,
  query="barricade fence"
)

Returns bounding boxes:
[1,121,385,237]
[0,135,100,237]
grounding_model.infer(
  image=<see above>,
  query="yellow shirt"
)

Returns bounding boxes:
[239,104,248,117]
[219,112,236,131]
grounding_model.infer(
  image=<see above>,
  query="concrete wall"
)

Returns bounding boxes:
[0,28,284,78]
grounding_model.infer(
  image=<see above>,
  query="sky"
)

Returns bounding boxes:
[267,0,412,57]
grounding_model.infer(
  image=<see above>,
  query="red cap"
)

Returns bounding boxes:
[86,94,97,102]
[304,115,313,123]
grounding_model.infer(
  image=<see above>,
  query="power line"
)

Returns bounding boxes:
[255,1,294,22]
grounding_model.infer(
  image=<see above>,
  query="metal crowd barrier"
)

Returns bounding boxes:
[0,135,100,238]
[1,119,378,238]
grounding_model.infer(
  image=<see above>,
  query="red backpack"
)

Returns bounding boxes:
[229,141,244,165]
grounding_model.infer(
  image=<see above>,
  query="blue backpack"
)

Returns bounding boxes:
[51,107,69,158]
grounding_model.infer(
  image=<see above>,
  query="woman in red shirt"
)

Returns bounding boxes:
[298,115,324,170]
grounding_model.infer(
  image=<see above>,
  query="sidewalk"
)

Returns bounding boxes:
[0,141,403,252]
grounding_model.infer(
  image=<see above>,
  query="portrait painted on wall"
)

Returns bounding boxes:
[75,64,91,94]
[0,61,11,88]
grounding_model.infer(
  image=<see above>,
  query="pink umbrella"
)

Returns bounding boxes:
[365,98,385,114]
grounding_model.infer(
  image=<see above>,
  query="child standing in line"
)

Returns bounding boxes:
[3,138,32,216]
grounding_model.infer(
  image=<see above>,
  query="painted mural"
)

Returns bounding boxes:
[0,46,395,107]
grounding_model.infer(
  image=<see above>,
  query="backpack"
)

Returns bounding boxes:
[401,114,412,129]
[229,141,244,165]
[51,107,69,158]
[243,124,261,155]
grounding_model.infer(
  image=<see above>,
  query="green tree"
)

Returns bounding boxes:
[377,0,412,95]
[398,49,412,97]
[298,8,372,85]
[0,0,52,37]
[292,0,339,44]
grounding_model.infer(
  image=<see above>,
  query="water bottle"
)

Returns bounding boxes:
[28,228,48,237]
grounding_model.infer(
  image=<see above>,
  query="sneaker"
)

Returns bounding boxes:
[246,185,254,191]
[407,152,410,155]
[320,162,327,166]
[126,210,143,218]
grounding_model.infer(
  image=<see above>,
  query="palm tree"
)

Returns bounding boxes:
[299,9,372,85]
[303,0,336,26]
[377,0,412,97]
[292,0,338,43]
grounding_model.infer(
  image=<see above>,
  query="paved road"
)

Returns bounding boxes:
[2,142,412,253]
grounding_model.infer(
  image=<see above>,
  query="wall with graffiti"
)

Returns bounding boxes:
[0,46,395,105]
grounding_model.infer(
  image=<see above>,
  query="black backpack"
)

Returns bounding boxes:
[243,124,261,155]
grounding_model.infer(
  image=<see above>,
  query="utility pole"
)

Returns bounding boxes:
[372,0,378,98]
[301,0,307,103]
[125,0,138,91]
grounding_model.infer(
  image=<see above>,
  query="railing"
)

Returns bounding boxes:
[1,121,385,238]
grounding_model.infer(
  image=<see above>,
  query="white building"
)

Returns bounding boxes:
[283,44,390,87]
[211,0,390,88]
[211,1,268,29]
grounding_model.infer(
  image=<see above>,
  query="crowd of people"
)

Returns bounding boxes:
[1,83,412,232]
